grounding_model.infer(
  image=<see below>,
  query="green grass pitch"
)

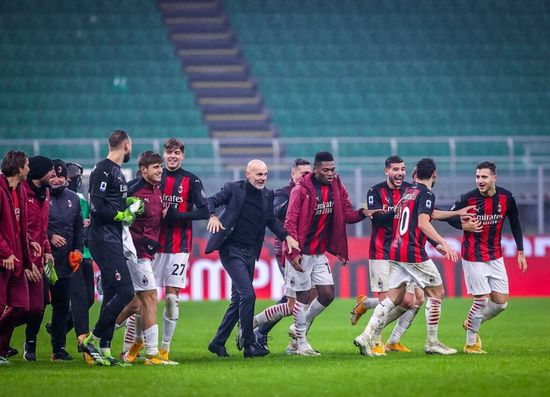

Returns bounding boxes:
[3,298,549,397]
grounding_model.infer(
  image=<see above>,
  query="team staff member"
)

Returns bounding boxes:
[154,138,209,360]
[47,160,84,361]
[19,156,55,361]
[65,162,95,359]
[448,161,527,354]
[0,151,34,365]
[81,130,135,366]
[206,159,300,358]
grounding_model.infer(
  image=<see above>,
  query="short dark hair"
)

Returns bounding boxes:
[415,158,436,180]
[385,155,404,168]
[292,158,311,169]
[314,151,334,166]
[108,130,130,149]
[1,150,27,177]
[138,151,163,169]
[163,138,185,153]
[476,160,497,175]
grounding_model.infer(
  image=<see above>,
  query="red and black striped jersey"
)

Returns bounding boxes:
[390,183,435,263]
[450,186,523,262]
[303,178,334,255]
[367,181,412,260]
[158,168,208,254]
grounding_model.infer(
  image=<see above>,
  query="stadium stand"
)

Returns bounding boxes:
[224,0,550,164]
[0,0,207,162]
[1,0,549,175]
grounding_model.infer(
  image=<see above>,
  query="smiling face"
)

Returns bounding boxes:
[141,162,163,185]
[164,147,184,171]
[50,173,66,188]
[246,159,268,190]
[385,161,406,189]
[123,138,132,163]
[476,167,497,196]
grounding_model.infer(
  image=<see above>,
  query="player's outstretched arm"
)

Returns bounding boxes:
[418,213,458,262]
[433,205,476,220]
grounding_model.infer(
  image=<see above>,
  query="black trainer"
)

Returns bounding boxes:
[208,342,229,357]
[24,341,36,362]
[244,342,270,358]
[51,348,74,362]
[6,346,18,358]
[254,329,270,352]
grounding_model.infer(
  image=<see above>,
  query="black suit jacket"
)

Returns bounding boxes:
[205,180,287,259]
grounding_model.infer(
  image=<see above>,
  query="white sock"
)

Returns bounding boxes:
[161,294,179,351]
[387,306,420,345]
[134,314,143,342]
[481,301,508,323]
[253,303,292,328]
[100,347,112,357]
[292,301,308,348]
[123,315,136,352]
[426,297,442,344]
[305,298,326,332]
[114,318,127,330]
[363,297,379,310]
[143,324,159,356]
[466,298,489,345]
[373,304,405,343]
[362,297,394,339]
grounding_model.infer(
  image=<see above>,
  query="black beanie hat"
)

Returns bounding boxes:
[52,159,68,178]
[28,156,54,180]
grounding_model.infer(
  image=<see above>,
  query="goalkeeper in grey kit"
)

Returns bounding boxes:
[81,130,143,366]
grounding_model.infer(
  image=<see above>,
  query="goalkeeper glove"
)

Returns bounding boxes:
[68,250,82,272]
[44,258,58,285]
[126,197,144,214]
[114,208,136,226]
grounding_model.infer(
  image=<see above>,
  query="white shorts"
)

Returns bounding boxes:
[369,259,391,292]
[388,259,442,290]
[127,258,157,292]
[462,257,509,295]
[153,252,190,289]
[284,254,334,292]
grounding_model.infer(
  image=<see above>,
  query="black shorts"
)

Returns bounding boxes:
[89,241,133,290]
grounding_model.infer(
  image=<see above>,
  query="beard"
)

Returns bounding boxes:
[123,152,131,163]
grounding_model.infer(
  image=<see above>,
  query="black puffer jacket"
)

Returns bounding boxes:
[48,187,84,278]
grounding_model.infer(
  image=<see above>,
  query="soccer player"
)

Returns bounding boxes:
[354,158,459,356]
[19,155,55,361]
[46,159,84,361]
[0,151,33,365]
[248,158,313,352]
[447,161,527,353]
[350,156,422,353]
[351,156,479,353]
[284,151,377,356]
[154,138,209,360]
[81,130,136,366]
[118,151,178,365]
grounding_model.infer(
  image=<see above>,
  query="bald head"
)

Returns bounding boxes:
[246,159,268,190]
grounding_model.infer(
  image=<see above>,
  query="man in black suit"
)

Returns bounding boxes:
[206,159,299,358]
